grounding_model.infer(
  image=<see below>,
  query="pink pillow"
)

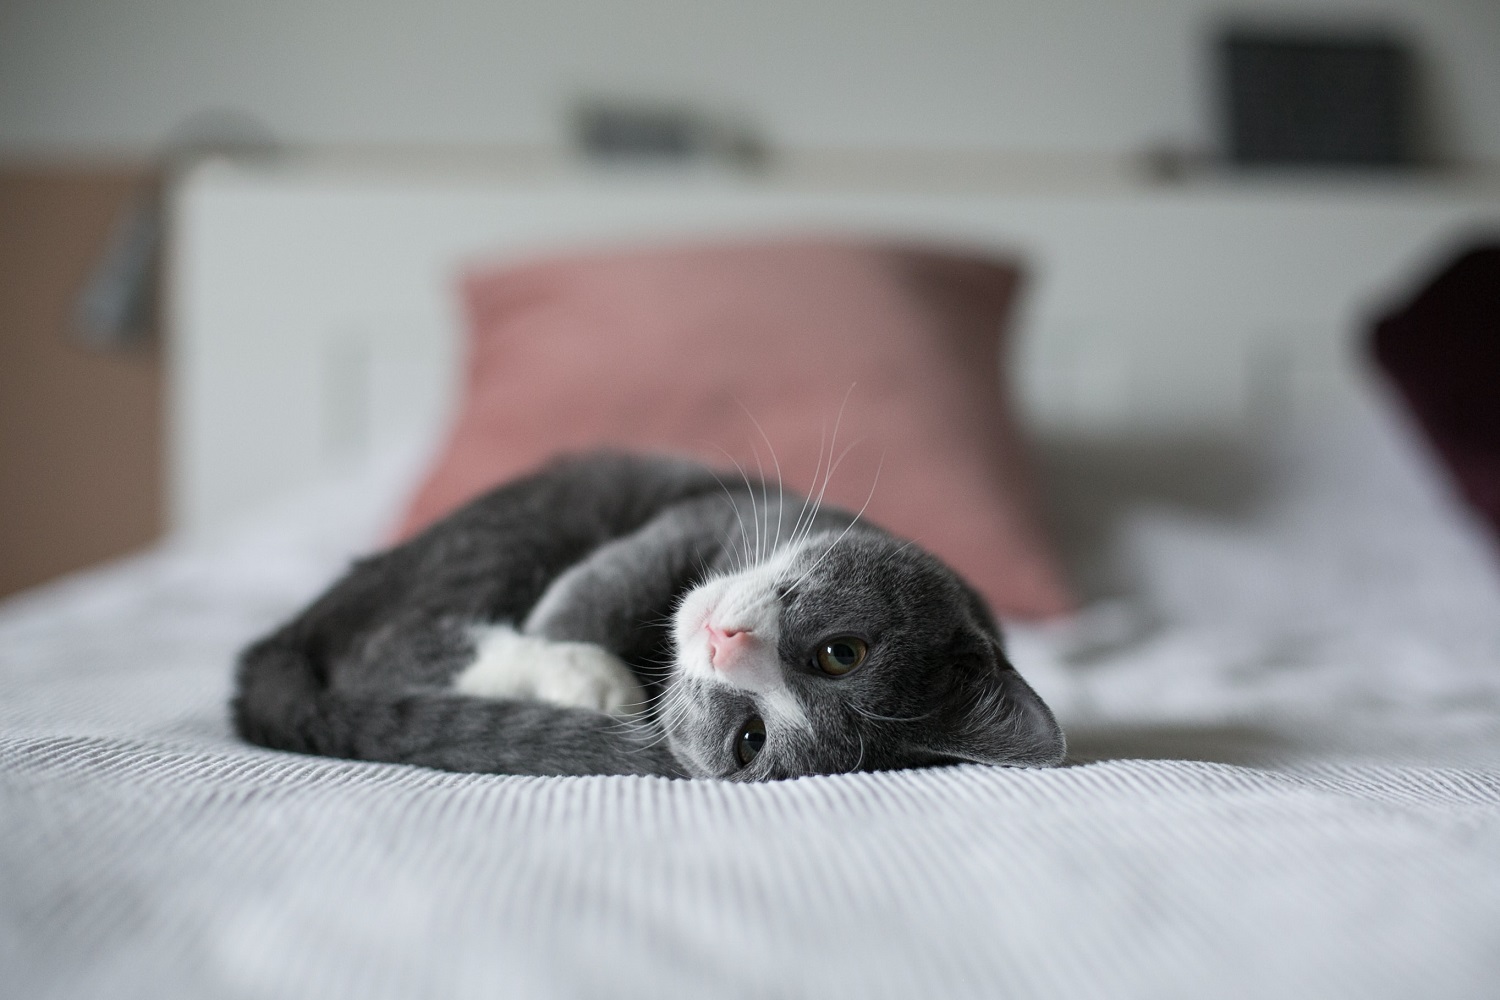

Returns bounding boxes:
[396,238,1073,620]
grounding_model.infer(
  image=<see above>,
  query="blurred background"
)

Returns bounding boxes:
[2,0,1498,599]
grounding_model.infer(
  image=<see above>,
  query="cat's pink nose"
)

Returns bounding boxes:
[706,624,753,668]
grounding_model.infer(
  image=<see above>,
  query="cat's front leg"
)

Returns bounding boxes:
[521,495,740,652]
[454,626,647,716]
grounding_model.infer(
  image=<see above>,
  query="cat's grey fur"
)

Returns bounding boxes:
[234,452,1065,779]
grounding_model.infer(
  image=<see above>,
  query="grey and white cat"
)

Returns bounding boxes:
[234,452,1065,779]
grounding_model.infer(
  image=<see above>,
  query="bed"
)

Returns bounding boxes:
[4,160,1500,998]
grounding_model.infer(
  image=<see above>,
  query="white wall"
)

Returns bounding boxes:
[2,0,1498,161]
[169,164,1500,537]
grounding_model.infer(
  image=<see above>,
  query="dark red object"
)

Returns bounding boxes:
[1371,243,1500,544]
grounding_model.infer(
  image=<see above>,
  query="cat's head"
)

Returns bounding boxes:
[664,528,1066,780]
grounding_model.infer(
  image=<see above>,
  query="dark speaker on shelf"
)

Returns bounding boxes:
[1218,27,1416,168]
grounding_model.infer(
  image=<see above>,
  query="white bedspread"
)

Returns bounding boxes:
[4,389,1500,999]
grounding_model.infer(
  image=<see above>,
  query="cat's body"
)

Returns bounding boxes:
[234,452,1065,779]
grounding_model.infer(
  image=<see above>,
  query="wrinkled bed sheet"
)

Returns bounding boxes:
[3,388,1499,999]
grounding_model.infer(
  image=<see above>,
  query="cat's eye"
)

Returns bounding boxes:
[815,636,868,676]
[736,717,767,767]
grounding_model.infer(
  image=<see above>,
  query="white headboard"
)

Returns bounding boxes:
[166,159,1500,540]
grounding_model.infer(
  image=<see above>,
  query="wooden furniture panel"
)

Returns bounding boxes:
[0,167,164,599]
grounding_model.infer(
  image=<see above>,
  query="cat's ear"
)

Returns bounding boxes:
[928,640,1067,768]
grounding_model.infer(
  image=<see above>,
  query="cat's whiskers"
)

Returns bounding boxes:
[710,445,764,572]
[631,683,697,753]
[792,437,863,552]
[745,434,770,565]
[785,451,884,597]
[789,382,855,549]
[620,703,677,752]
[735,399,788,555]
[602,709,659,739]
[705,465,754,573]
[741,452,766,567]
[611,674,689,750]
[597,686,665,739]
[791,405,844,548]
[788,420,827,549]
[787,384,857,553]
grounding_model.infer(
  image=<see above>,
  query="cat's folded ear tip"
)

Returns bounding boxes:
[924,710,1068,769]
[1031,715,1069,767]
[1022,728,1068,767]
[986,716,1067,768]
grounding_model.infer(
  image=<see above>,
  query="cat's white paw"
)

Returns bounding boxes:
[454,626,647,716]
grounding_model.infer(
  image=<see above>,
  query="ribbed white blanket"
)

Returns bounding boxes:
[4,395,1499,999]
